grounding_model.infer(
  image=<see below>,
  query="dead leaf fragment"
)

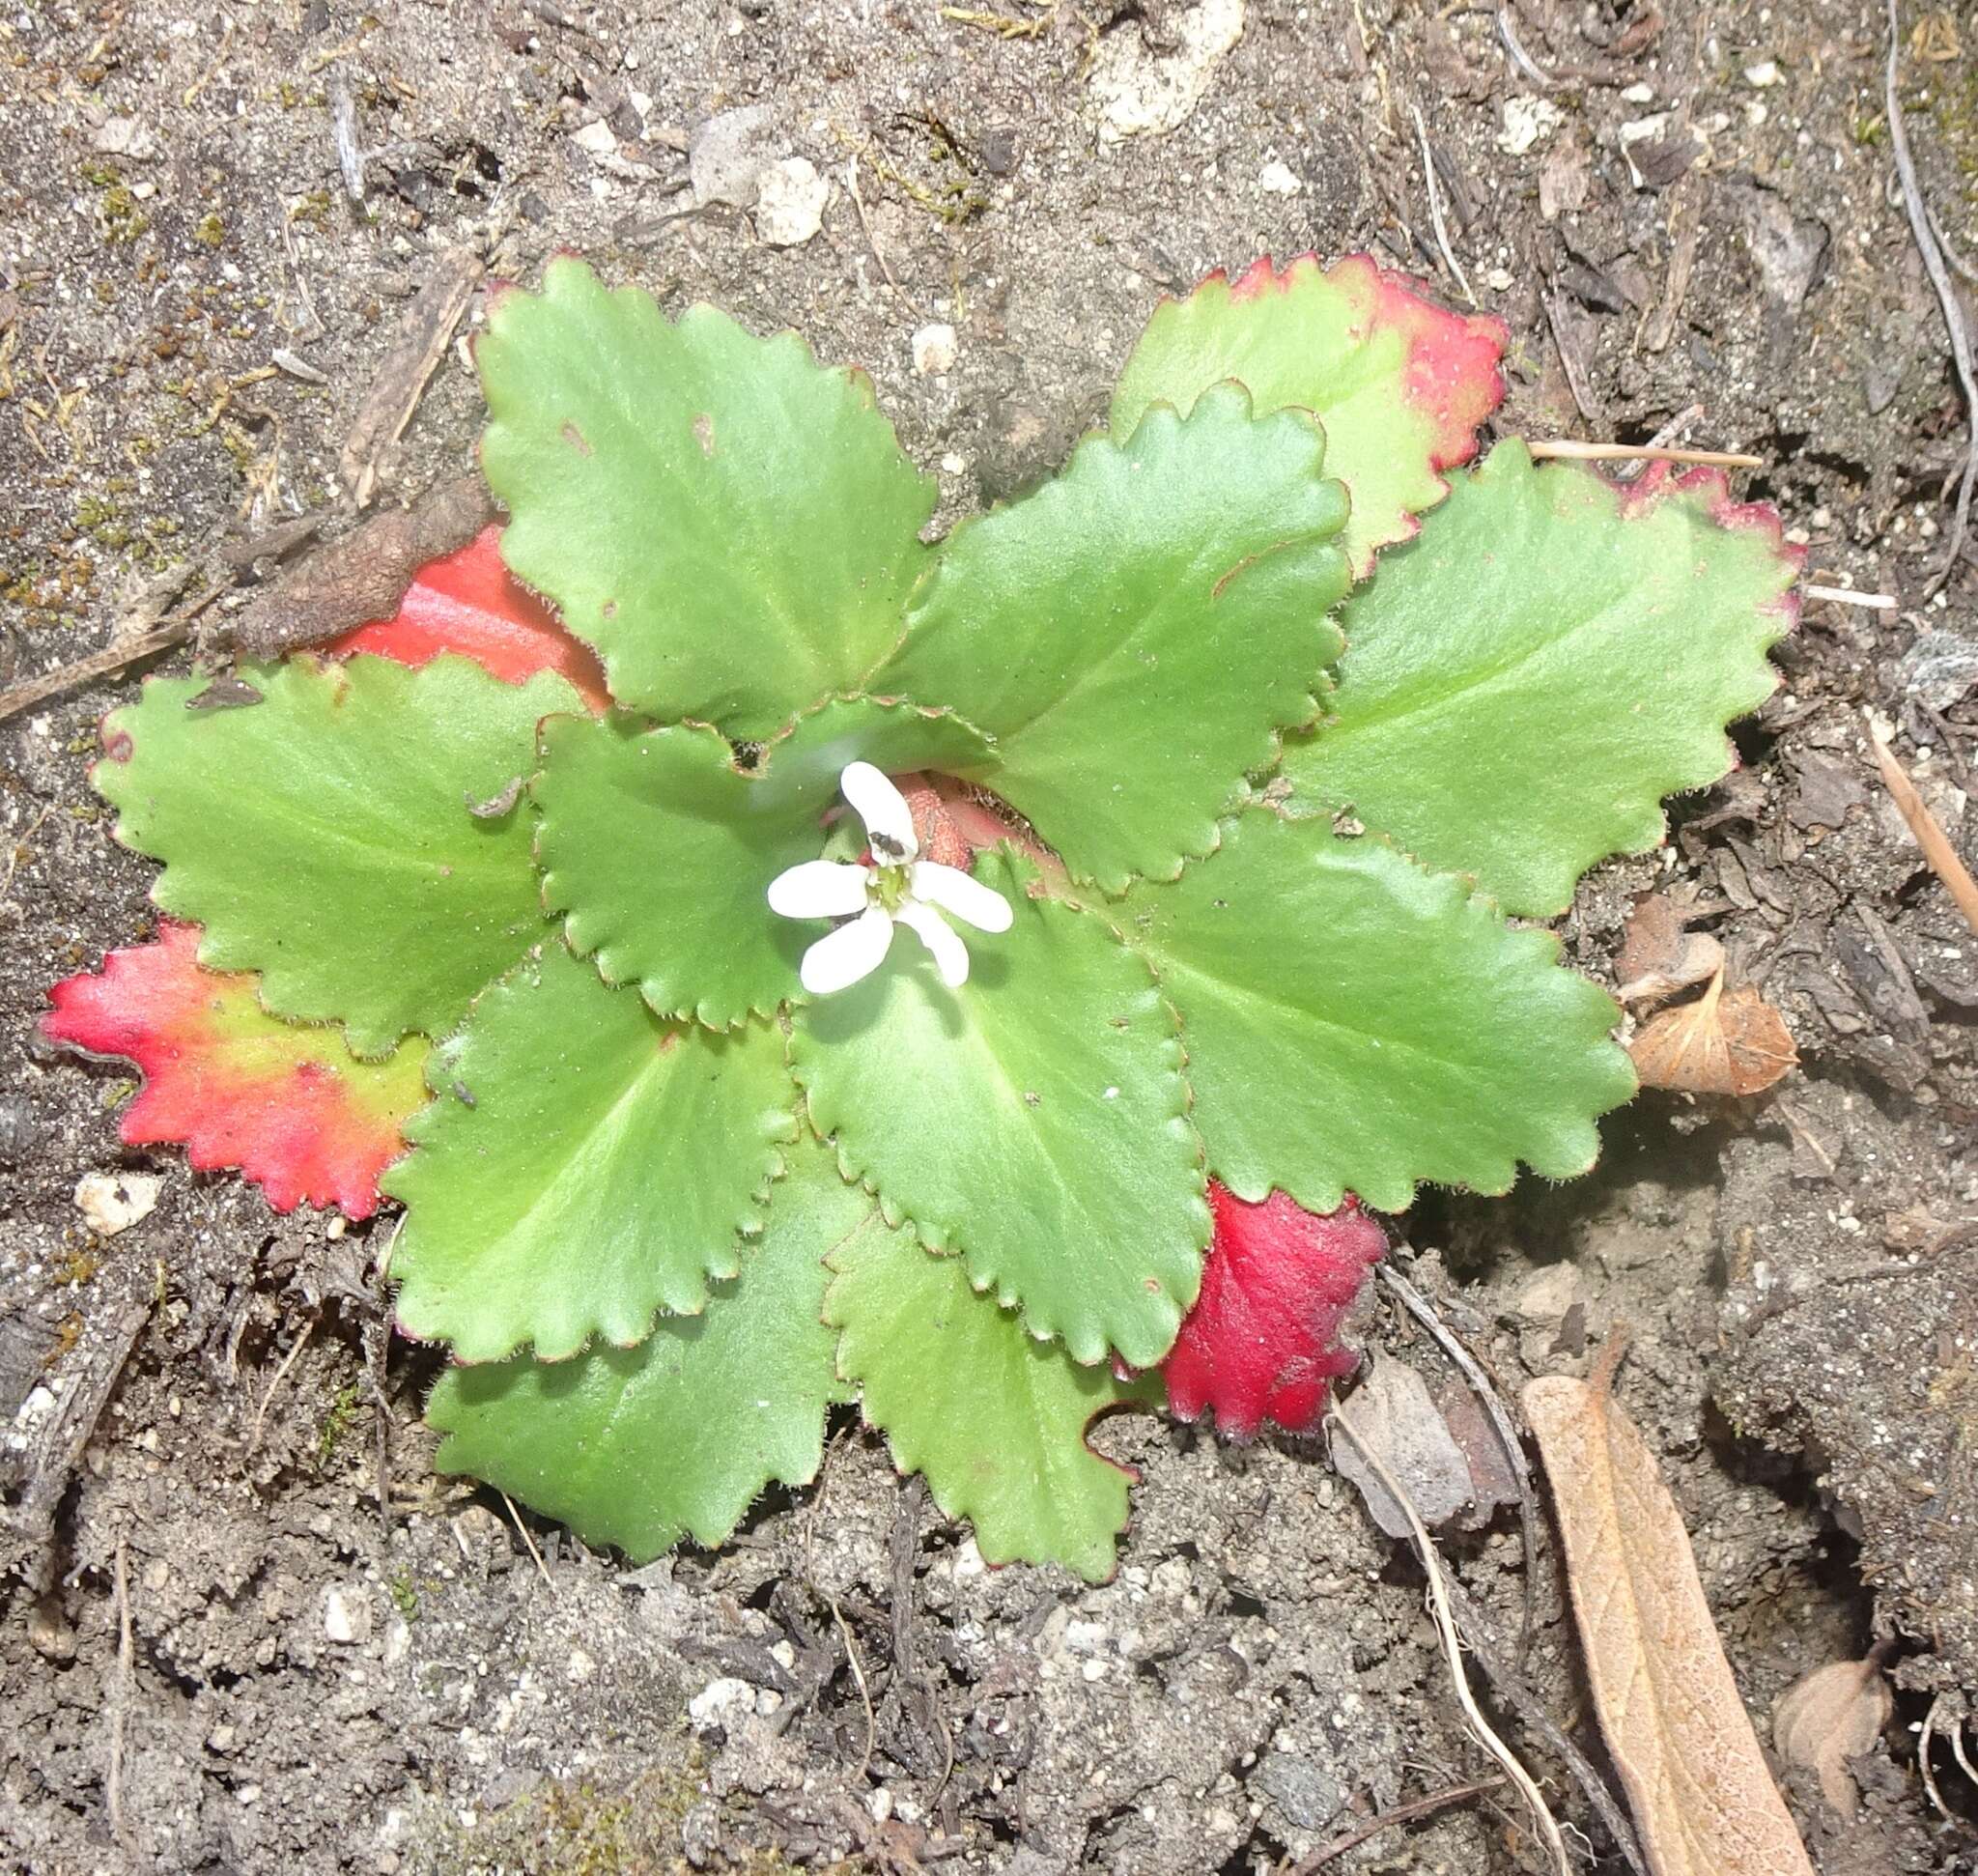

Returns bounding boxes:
[1524,1372,1817,1876]
[1615,893,1725,1006]
[1771,1656,1891,1817]
[1628,972,1796,1095]
[1331,1352,1473,1538]
[223,474,494,662]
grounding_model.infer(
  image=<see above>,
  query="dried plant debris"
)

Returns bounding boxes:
[1525,1367,1817,1876]
[1770,1654,1893,1817]
[1331,1351,1475,1538]
[1615,891,1725,1007]
[1628,969,1797,1096]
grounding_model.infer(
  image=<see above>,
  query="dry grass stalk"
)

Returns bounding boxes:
[1867,717,1978,936]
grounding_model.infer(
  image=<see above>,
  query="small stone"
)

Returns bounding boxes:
[912,323,958,376]
[566,1646,596,1683]
[1257,159,1300,195]
[754,156,828,245]
[74,1171,160,1237]
[1744,58,1780,86]
[572,119,618,157]
[687,1675,754,1732]
[978,127,1018,174]
[324,1586,370,1645]
[869,1787,893,1823]
[681,1800,721,1867]
[690,104,778,208]
[1497,95,1563,156]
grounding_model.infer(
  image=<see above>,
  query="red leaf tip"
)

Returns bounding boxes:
[1163,1182,1387,1439]
[43,923,426,1219]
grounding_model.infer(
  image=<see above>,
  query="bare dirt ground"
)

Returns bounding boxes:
[3,1,1977,1871]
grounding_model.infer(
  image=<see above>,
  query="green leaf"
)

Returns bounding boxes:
[1116,810,1634,1214]
[789,847,1207,1369]
[478,258,937,735]
[428,1139,863,1561]
[867,385,1349,894]
[826,1209,1161,1581]
[1282,442,1797,916]
[1108,254,1507,576]
[387,942,798,1361]
[534,696,996,1030]
[95,655,579,1056]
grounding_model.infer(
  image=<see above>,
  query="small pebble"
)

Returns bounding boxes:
[74,1171,160,1237]
[1257,158,1300,195]
[912,323,958,376]
[754,156,828,246]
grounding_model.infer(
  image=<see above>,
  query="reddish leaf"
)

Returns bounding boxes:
[42,923,430,1217]
[1163,1182,1387,1437]
[332,524,609,711]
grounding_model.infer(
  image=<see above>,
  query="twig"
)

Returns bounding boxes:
[1526,440,1764,469]
[1950,1705,1978,1791]
[1412,105,1474,307]
[1440,1576,1651,1876]
[1643,403,1704,450]
[1920,1691,1958,1823]
[246,1320,315,1456]
[108,1540,135,1850]
[1495,8,1558,87]
[845,156,924,321]
[1867,714,1978,934]
[1925,199,1978,287]
[1803,583,1897,610]
[500,1491,559,1597]
[828,1595,879,1786]
[0,618,195,725]
[1326,1411,1572,1876]
[1379,1261,1539,1663]
[1292,1777,1509,1872]
[1886,0,1977,596]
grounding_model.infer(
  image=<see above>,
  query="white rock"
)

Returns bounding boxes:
[324,1587,362,1644]
[912,323,958,375]
[1744,58,1780,86]
[1496,95,1564,156]
[688,1675,754,1731]
[74,1172,159,1237]
[572,119,618,157]
[566,1647,596,1683]
[690,104,778,208]
[1257,158,1300,195]
[754,156,829,246]
[1090,0,1245,143]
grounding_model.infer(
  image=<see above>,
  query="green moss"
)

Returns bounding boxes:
[398,1762,870,1876]
[317,1378,363,1464]
[388,1568,421,1621]
[193,212,225,249]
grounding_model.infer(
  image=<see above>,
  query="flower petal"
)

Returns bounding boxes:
[895,901,971,989]
[841,760,918,863]
[800,905,896,996]
[767,859,873,921]
[911,861,1014,933]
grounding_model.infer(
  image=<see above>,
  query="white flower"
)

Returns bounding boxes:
[767,761,1013,995]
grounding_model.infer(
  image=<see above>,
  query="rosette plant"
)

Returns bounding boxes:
[44,256,1797,1579]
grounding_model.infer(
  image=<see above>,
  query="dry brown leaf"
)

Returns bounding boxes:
[1627,971,1796,1096]
[1332,1353,1474,1539]
[1524,1371,1817,1876]
[1771,1655,1892,1817]
[1616,893,1726,1006]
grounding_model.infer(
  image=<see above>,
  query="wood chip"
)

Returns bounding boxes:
[1523,1369,1818,1876]
[222,473,494,662]
[339,246,483,506]
[1628,971,1796,1096]
[1771,1655,1892,1817]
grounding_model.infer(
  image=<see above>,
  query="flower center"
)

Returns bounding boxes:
[868,861,913,916]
